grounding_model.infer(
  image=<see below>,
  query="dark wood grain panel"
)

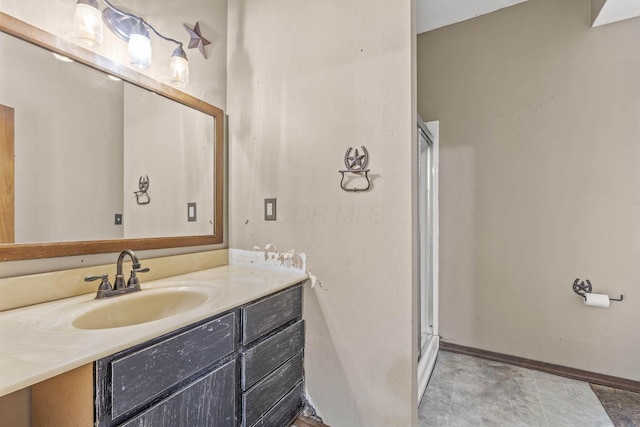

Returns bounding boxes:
[121,360,236,427]
[252,381,303,427]
[242,352,303,427]
[111,313,235,418]
[242,320,304,390]
[242,285,302,345]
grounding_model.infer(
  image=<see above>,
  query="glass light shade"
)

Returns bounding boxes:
[74,1,103,47]
[170,55,189,87]
[128,32,152,70]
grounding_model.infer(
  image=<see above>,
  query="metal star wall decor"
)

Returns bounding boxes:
[184,22,211,59]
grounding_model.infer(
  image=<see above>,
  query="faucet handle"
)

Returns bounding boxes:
[127,267,150,286]
[84,274,112,292]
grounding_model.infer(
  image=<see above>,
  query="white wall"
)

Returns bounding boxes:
[227,1,417,425]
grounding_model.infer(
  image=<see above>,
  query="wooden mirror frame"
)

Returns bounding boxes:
[0,13,224,261]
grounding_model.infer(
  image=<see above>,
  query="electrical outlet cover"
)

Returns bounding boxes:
[265,198,276,221]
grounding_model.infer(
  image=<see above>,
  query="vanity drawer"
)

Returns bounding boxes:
[251,381,303,427]
[242,351,304,427]
[109,312,236,420]
[121,360,236,427]
[242,285,302,345]
[241,320,304,390]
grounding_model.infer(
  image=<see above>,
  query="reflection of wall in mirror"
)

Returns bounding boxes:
[1,31,124,244]
[123,84,214,238]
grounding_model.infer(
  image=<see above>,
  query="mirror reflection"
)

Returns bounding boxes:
[1,30,214,244]
[0,14,223,260]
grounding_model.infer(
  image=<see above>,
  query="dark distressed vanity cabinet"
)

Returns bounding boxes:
[240,286,304,426]
[94,284,304,427]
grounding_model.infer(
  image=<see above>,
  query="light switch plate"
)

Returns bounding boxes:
[114,214,122,225]
[188,202,197,222]
[265,198,276,221]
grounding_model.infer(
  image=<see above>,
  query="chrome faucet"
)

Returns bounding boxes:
[85,249,150,299]
[114,249,141,290]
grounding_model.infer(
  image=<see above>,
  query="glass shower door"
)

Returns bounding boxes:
[417,119,439,402]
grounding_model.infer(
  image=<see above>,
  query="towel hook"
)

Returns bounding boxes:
[339,146,372,192]
[134,175,150,205]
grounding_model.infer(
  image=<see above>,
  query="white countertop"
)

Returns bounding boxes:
[0,265,307,397]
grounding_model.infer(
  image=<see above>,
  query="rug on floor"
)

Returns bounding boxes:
[591,384,640,427]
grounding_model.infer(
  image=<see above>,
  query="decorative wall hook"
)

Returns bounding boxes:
[572,278,624,302]
[134,175,150,205]
[339,146,372,192]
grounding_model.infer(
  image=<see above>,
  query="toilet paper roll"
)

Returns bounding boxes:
[584,293,610,308]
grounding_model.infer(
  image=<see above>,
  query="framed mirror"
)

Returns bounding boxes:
[0,12,224,261]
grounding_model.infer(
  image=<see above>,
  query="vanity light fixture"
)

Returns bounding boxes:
[127,19,151,70]
[169,45,189,88]
[74,0,103,47]
[73,0,189,87]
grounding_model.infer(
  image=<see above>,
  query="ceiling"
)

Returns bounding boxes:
[592,0,640,26]
[416,0,528,34]
[417,0,640,34]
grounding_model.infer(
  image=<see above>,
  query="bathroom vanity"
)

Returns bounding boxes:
[0,264,307,427]
[95,285,303,426]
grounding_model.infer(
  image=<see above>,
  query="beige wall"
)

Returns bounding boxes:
[0,0,227,277]
[418,0,640,380]
[228,1,416,425]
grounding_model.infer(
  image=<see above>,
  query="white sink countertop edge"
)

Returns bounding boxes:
[0,264,308,397]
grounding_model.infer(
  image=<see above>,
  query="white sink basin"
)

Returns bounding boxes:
[72,285,216,330]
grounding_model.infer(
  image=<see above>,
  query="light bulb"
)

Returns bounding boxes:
[170,46,189,87]
[74,0,103,47]
[128,21,151,70]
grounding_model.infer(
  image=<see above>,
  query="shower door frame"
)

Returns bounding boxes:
[417,119,439,403]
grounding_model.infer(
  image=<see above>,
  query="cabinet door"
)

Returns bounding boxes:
[241,320,304,390]
[242,285,302,345]
[97,312,236,422]
[120,360,236,427]
[251,382,303,427]
[242,352,303,426]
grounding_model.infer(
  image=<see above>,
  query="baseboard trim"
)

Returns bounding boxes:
[440,341,640,394]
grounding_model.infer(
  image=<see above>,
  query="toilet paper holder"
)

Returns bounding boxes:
[572,279,624,302]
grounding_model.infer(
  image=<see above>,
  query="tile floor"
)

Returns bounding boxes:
[419,351,613,426]
[591,384,640,426]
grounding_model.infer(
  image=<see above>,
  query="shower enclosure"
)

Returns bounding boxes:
[417,118,439,402]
